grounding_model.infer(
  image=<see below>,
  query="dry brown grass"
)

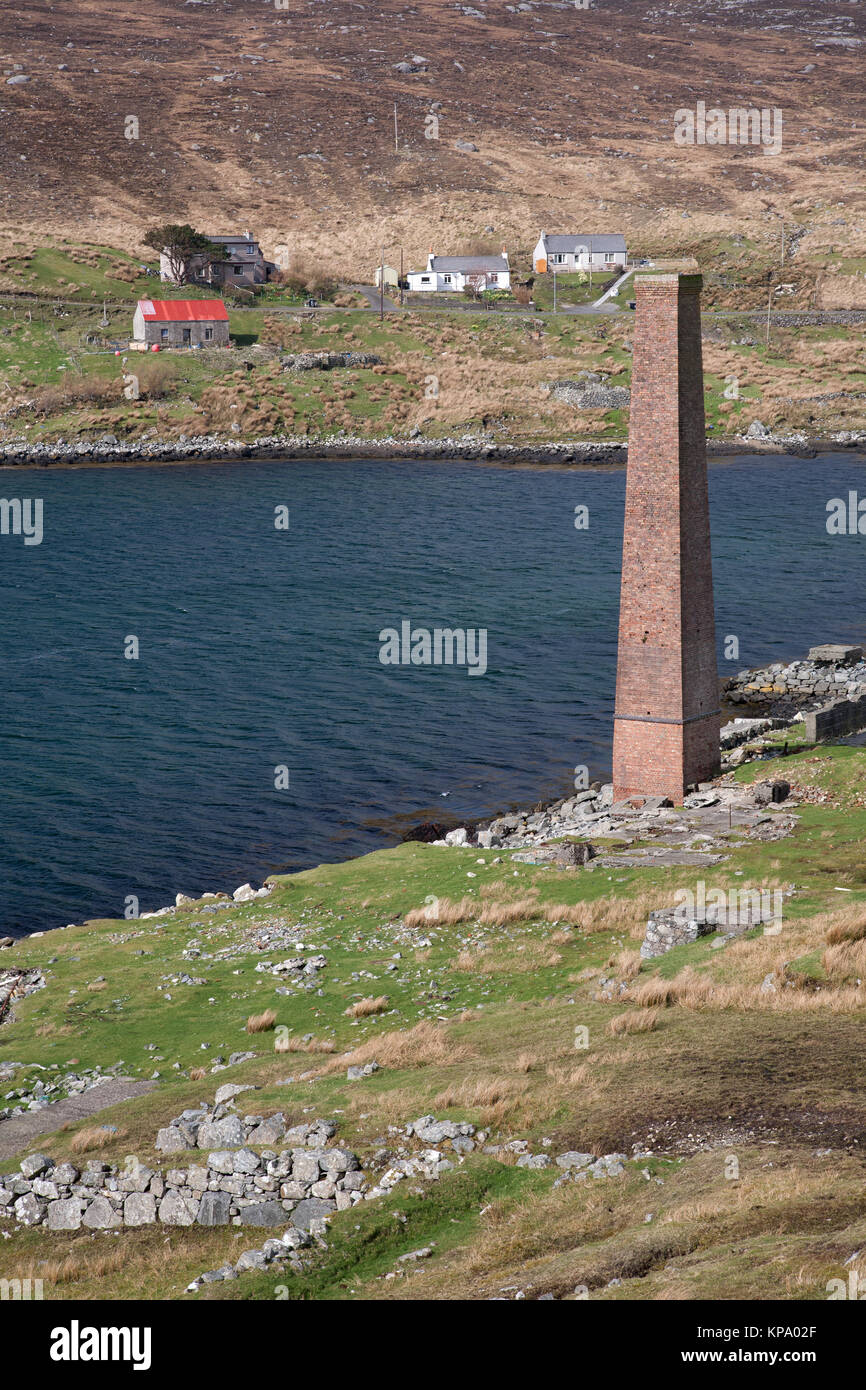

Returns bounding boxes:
[611,949,642,981]
[69,1125,129,1153]
[607,1007,659,1037]
[515,1051,538,1074]
[824,905,866,946]
[344,995,389,1018]
[403,895,476,928]
[14,1246,128,1287]
[822,938,866,984]
[432,1073,530,1126]
[324,1019,476,1075]
[245,1008,277,1033]
[404,885,543,930]
[545,889,659,939]
[549,928,574,946]
[189,1067,207,1081]
[86,981,107,992]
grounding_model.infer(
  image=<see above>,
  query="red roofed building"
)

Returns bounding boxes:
[132,298,230,348]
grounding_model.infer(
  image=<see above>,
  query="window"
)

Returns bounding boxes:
[233,265,243,275]
[160,328,168,342]
[204,326,213,341]
[443,274,452,284]
[420,275,431,283]
[182,328,191,345]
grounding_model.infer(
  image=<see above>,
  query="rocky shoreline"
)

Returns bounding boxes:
[2,427,866,470]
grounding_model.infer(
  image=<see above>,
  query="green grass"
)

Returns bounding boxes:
[3,744,866,1298]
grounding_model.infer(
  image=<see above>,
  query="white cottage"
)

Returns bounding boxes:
[406,251,510,293]
[533,232,627,274]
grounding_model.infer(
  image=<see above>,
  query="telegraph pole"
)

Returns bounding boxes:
[394,103,398,153]
[380,245,385,321]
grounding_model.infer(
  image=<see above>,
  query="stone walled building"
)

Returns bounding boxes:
[132,299,230,348]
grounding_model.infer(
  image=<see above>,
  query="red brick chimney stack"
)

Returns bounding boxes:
[612,262,720,802]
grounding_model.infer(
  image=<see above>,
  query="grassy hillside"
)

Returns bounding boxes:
[2,745,866,1300]
[2,240,865,445]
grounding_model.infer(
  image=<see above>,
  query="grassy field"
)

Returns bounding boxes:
[1,238,865,446]
[1,744,866,1300]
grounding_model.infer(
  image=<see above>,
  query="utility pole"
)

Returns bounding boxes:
[394,102,398,153]
[766,275,773,346]
[553,266,557,314]
[399,245,404,308]
[380,245,385,321]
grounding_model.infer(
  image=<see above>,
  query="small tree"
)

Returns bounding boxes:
[142,224,228,285]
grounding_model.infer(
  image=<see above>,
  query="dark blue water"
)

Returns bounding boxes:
[2,453,865,936]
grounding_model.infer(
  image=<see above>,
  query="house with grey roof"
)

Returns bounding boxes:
[406,250,510,293]
[533,232,627,274]
[159,232,277,288]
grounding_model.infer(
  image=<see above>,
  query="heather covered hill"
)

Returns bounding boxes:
[1,0,865,280]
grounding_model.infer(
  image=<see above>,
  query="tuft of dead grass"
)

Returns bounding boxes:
[325,1019,476,1075]
[246,1009,277,1033]
[69,1125,129,1154]
[608,1008,660,1037]
[344,996,389,1019]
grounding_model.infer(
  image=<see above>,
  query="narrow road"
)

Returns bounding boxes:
[348,283,401,313]
[0,1078,157,1160]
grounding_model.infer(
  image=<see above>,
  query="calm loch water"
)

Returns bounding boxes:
[2,452,865,935]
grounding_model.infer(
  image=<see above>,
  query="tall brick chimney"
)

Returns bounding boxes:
[612,262,720,803]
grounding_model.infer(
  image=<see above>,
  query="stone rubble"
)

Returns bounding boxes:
[0,1058,129,1120]
[723,645,866,715]
[431,776,798,869]
[2,1108,368,1245]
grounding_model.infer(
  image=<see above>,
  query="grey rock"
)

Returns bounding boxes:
[290,1196,336,1231]
[155,1126,189,1154]
[236,1248,268,1271]
[246,1113,286,1146]
[20,1153,53,1178]
[47,1198,83,1230]
[158,1190,197,1226]
[13,1193,45,1225]
[198,1115,245,1149]
[239,1200,286,1226]
[207,1149,237,1174]
[53,1163,80,1185]
[123,1192,157,1226]
[82,1196,121,1229]
[196,1191,232,1226]
[291,1152,322,1183]
[232,1148,262,1175]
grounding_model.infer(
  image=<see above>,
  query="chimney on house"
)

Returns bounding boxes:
[611,260,720,803]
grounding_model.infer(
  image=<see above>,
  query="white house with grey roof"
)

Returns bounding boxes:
[406,250,510,293]
[533,232,627,274]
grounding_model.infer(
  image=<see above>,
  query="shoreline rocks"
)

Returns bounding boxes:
[723,644,866,714]
[2,431,866,472]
